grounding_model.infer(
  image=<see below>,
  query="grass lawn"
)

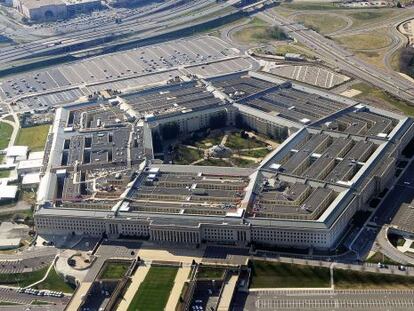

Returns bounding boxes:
[100,262,130,279]
[192,132,224,149]
[195,158,230,167]
[15,125,50,151]
[336,32,391,50]
[0,122,13,149]
[334,269,414,289]
[230,157,256,168]
[233,17,288,44]
[173,146,203,165]
[239,148,270,158]
[250,261,331,288]
[0,170,11,178]
[366,252,401,266]
[197,266,225,280]
[127,266,178,311]
[0,266,48,287]
[0,301,21,305]
[294,14,347,34]
[275,43,316,59]
[346,10,395,28]
[226,133,267,150]
[352,82,414,116]
[280,2,339,10]
[33,267,75,293]
[3,115,15,122]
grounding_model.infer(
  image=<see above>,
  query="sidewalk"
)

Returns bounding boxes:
[117,264,150,311]
[165,266,191,311]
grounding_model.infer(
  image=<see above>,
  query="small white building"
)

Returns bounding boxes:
[6,146,28,162]
[0,238,21,250]
[17,158,43,174]
[0,184,18,202]
[22,172,41,189]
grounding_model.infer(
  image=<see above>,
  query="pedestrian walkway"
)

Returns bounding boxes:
[217,274,239,311]
[165,266,191,311]
[117,264,150,311]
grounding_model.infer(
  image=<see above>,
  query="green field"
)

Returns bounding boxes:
[15,125,50,151]
[100,262,130,279]
[0,266,48,287]
[336,32,391,51]
[250,261,331,288]
[0,122,13,149]
[127,266,178,311]
[352,82,414,116]
[33,267,75,293]
[294,14,347,34]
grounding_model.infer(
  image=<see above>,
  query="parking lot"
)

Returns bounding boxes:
[233,289,414,310]
[0,287,69,306]
[0,36,244,112]
[268,64,350,89]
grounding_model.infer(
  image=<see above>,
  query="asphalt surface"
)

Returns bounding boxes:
[233,289,414,310]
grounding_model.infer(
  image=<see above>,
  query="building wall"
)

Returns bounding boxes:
[34,211,346,249]
[238,111,289,141]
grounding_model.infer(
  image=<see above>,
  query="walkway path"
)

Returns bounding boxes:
[165,266,191,311]
[0,114,19,148]
[117,264,150,311]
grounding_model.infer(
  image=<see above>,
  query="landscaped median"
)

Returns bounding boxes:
[127,265,178,311]
[0,264,75,293]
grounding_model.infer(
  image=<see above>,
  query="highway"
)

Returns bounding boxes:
[0,0,239,68]
[257,9,414,104]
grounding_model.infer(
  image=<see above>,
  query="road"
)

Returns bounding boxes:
[257,9,414,104]
[0,0,239,70]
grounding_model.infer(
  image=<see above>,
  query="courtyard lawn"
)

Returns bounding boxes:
[250,261,331,288]
[33,267,75,293]
[239,148,270,158]
[197,266,225,280]
[193,132,224,148]
[127,266,178,311]
[15,125,50,151]
[230,157,256,168]
[0,122,13,149]
[100,262,130,279]
[226,133,267,150]
[173,146,203,165]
